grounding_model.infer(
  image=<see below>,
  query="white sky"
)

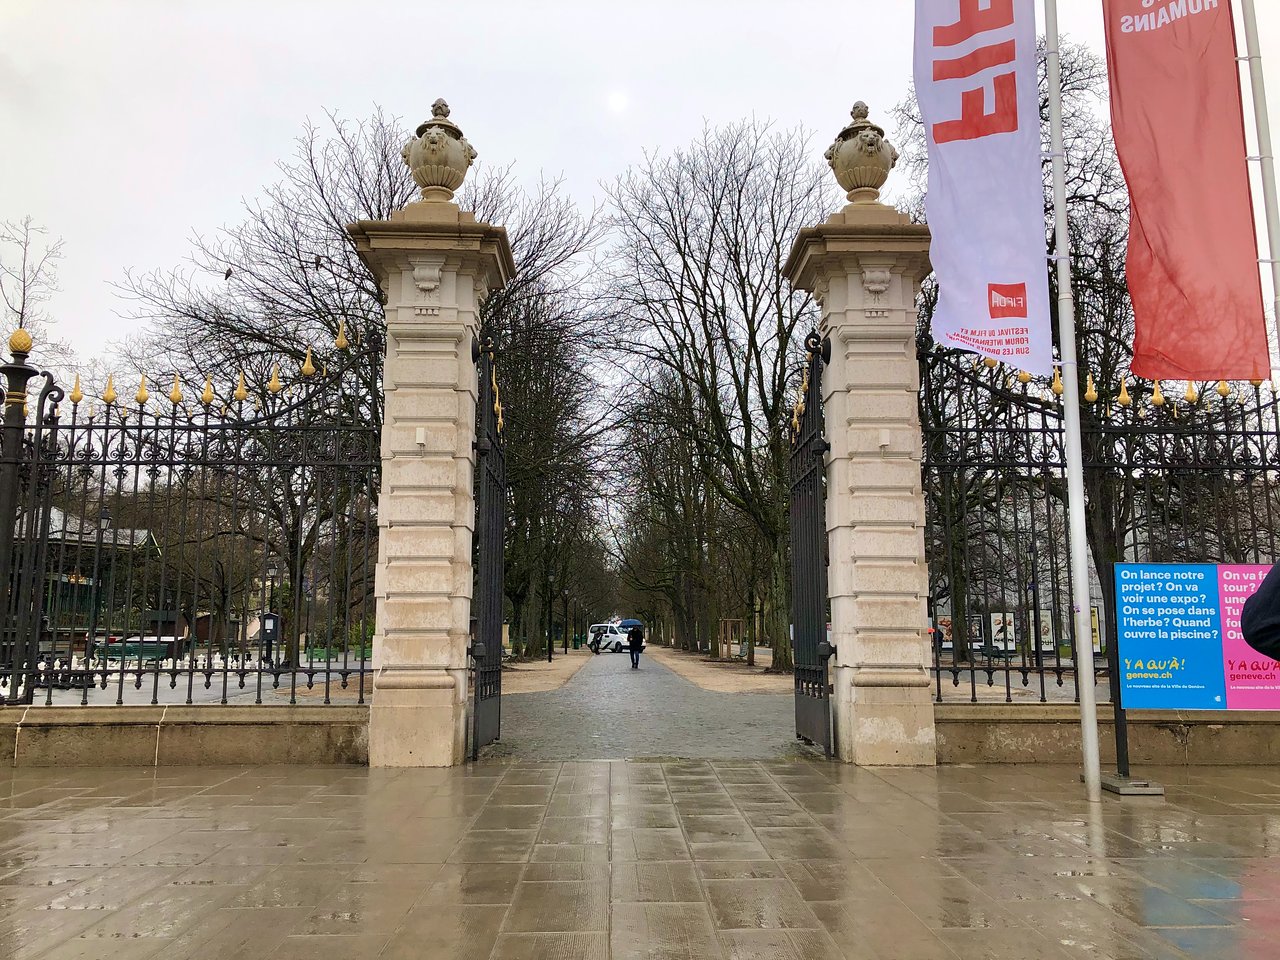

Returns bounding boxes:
[2,0,1278,363]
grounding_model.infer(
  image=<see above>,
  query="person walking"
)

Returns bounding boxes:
[627,623,644,669]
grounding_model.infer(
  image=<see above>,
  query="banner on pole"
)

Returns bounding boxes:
[914,0,1053,374]
[1102,0,1270,381]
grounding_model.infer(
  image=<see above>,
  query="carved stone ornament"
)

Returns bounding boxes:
[862,268,892,299]
[824,102,899,204]
[402,99,478,202]
[413,261,442,296]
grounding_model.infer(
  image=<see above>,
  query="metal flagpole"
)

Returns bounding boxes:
[1044,0,1102,803]
[1239,0,1280,346]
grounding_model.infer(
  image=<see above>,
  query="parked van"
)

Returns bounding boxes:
[587,623,629,653]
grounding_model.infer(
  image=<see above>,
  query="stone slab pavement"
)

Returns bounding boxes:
[485,643,812,762]
[5,760,1279,959]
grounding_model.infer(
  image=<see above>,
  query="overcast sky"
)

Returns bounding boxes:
[2,0,1278,364]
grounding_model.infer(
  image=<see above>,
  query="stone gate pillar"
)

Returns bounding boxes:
[784,103,934,765]
[348,100,514,766]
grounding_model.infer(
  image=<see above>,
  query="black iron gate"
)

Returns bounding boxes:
[471,334,505,759]
[790,332,833,756]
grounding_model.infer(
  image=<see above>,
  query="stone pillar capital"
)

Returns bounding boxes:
[347,204,515,298]
[783,208,931,303]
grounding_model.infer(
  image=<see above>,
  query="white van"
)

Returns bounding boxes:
[587,623,629,653]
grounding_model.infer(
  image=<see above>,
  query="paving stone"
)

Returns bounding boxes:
[3,755,1279,958]
[488,651,808,760]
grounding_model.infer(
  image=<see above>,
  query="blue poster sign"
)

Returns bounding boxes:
[1114,564,1227,709]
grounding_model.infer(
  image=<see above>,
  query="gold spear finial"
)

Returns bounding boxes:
[1152,380,1165,407]
[1017,370,1031,384]
[103,375,117,405]
[1051,367,1064,397]
[1184,382,1198,404]
[135,374,149,406]
[1118,378,1131,408]
[201,377,215,406]
[1218,380,1231,398]
[234,371,248,403]
[301,347,316,377]
[1084,373,1098,404]
[984,356,998,370]
[268,364,282,394]
[169,373,183,405]
[69,374,83,406]
[335,320,349,350]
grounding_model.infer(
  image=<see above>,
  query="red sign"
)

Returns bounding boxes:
[988,283,1028,319]
[1102,0,1269,380]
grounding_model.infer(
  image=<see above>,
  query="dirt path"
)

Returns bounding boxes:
[646,644,792,694]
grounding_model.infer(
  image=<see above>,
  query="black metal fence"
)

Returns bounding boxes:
[922,351,1280,704]
[0,337,379,706]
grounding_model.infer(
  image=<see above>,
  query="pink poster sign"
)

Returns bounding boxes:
[1218,565,1280,710]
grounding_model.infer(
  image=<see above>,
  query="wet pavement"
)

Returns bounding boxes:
[2,762,1278,959]
[491,646,805,761]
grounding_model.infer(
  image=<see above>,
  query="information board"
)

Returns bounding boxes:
[1114,563,1279,711]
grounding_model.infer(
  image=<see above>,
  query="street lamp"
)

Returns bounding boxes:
[86,506,112,665]
[264,561,279,666]
[562,588,570,655]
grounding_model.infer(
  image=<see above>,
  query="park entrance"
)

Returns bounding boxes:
[466,329,836,760]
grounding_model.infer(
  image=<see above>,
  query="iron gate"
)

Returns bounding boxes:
[471,334,505,759]
[0,330,379,708]
[789,332,833,756]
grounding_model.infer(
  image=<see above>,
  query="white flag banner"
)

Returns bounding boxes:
[914,0,1052,374]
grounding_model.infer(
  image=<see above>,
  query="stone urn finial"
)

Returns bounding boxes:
[824,101,899,205]
[402,98,478,202]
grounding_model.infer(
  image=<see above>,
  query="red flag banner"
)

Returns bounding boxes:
[1103,0,1269,381]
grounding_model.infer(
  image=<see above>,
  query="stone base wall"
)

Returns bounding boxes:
[937,705,1280,766]
[0,704,1274,767]
[0,706,368,767]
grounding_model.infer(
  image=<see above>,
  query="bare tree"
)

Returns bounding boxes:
[0,217,74,368]
[601,118,839,670]
[118,108,613,657]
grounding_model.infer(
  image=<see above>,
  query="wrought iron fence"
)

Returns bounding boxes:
[921,351,1280,704]
[0,333,379,706]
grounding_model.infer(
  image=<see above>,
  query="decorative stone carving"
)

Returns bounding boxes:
[824,102,899,205]
[413,261,442,296]
[862,268,892,298]
[402,99,478,202]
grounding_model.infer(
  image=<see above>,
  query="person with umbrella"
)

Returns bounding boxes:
[620,618,645,669]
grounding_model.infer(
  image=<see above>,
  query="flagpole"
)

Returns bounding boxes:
[1044,0,1102,803]
[1240,0,1280,345]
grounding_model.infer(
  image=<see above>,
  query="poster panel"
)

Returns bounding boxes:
[1114,563,1280,710]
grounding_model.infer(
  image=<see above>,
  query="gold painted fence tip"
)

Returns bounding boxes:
[7,327,33,355]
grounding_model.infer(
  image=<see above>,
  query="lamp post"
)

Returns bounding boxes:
[562,588,569,655]
[1028,543,1043,672]
[264,561,279,666]
[85,506,111,662]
